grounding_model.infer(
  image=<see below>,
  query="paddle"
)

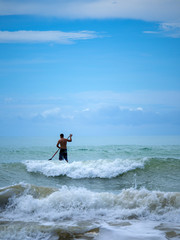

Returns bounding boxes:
[48,149,59,161]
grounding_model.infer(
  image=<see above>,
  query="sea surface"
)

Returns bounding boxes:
[0,137,180,240]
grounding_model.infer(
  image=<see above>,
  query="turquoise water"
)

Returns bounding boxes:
[0,137,180,240]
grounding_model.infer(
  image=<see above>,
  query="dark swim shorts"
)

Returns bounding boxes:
[59,149,68,161]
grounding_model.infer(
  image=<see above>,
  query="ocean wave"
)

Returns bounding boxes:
[0,220,99,240]
[23,158,146,179]
[0,184,56,208]
[0,184,180,224]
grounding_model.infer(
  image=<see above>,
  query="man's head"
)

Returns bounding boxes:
[60,133,64,138]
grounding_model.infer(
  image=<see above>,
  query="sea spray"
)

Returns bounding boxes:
[23,158,147,179]
[1,184,180,224]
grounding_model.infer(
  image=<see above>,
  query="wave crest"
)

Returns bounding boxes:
[23,158,146,179]
[1,184,180,223]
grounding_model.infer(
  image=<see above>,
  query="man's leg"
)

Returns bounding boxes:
[59,150,63,161]
[63,150,68,162]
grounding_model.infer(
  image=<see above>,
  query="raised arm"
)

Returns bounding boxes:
[67,134,73,142]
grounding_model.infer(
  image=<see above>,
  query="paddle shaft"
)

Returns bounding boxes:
[49,149,59,160]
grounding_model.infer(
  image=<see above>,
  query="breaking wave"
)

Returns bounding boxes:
[0,184,180,224]
[23,158,147,179]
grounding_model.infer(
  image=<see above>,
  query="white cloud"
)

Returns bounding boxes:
[82,108,90,112]
[129,107,143,111]
[144,22,180,38]
[159,22,180,38]
[0,30,99,44]
[75,102,180,127]
[41,107,60,118]
[61,114,74,120]
[75,90,180,107]
[0,0,180,22]
[143,31,159,35]
[136,107,143,111]
[1,91,180,136]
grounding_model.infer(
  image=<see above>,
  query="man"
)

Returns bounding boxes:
[56,133,72,162]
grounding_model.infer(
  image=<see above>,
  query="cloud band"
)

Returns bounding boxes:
[0,30,99,44]
[0,0,180,22]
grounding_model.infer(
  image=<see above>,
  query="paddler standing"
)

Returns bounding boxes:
[56,134,73,162]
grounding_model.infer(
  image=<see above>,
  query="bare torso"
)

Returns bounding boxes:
[57,138,67,149]
[57,135,72,149]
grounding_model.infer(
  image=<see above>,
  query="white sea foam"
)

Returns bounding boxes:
[23,158,146,178]
[97,222,166,240]
[2,185,180,224]
[0,223,57,240]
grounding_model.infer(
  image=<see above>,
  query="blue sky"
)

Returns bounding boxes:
[0,0,180,138]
